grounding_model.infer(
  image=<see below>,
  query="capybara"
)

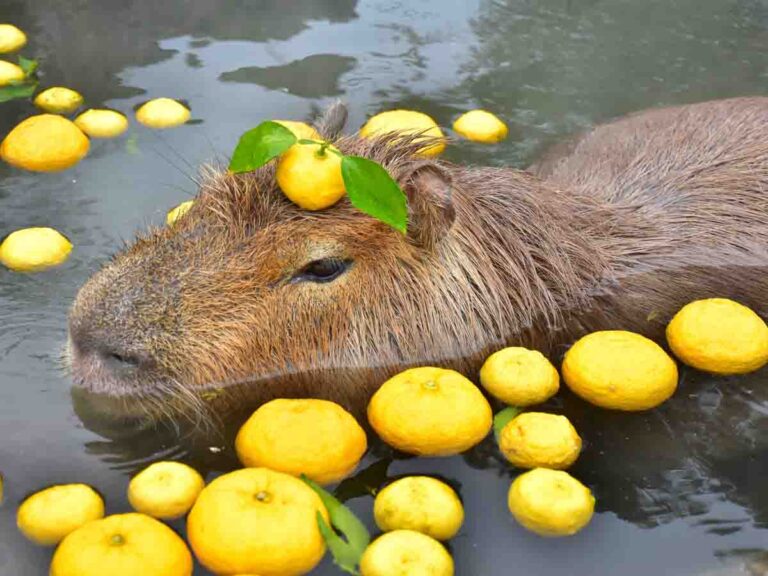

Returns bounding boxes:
[68,98,768,434]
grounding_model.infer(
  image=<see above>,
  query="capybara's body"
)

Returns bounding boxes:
[68,97,768,431]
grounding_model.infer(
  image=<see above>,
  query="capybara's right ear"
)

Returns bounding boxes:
[314,100,348,140]
[404,162,456,249]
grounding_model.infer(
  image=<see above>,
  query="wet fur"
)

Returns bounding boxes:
[69,97,768,427]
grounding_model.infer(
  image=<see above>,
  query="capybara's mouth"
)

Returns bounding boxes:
[70,385,155,440]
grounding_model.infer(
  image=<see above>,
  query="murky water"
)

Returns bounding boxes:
[2,1,768,574]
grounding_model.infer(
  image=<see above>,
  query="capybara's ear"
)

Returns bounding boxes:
[314,100,348,140]
[404,162,456,249]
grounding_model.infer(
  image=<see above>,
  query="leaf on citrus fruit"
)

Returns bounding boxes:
[229,121,296,173]
[341,156,408,233]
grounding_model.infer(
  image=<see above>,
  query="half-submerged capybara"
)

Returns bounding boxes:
[68,98,768,434]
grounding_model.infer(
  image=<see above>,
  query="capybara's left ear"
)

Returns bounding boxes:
[403,162,456,249]
[314,100,348,140]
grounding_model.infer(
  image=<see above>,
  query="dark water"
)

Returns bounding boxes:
[2,1,768,574]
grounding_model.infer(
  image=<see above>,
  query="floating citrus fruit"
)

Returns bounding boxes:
[374,476,464,541]
[236,398,367,485]
[480,347,559,406]
[453,109,508,143]
[17,483,104,545]
[135,98,190,129]
[0,59,24,85]
[666,298,768,375]
[74,109,128,138]
[498,412,581,470]
[50,513,193,576]
[166,200,194,225]
[0,25,27,53]
[274,120,321,141]
[0,114,89,172]
[360,110,445,157]
[276,142,345,210]
[127,461,204,520]
[187,468,328,576]
[0,227,72,272]
[367,367,492,456]
[508,468,594,537]
[360,530,454,576]
[562,331,678,411]
[34,87,84,114]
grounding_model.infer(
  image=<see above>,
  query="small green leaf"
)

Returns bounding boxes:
[341,156,408,233]
[0,81,37,103]
[303,475,370,575]
[493,406,522,442]
[18,56,38,77]
[228,121,296,173]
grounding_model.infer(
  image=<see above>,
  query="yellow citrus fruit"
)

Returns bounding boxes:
[273,120,321,140]
[236,398,367,485]
[50,513,193,576]
[1,114,89,172]
[479,347,559,406]
[0,227,72,272]
[166,200,194,225]
[34,87,84,114]
[276,142,346,210]
[17,483,104,546]
[74,109,129,138]
[453,109,508,143]
[187,467,328,576]
[359,109,445,157]
[0,25,27,53]
[666,298,768,375]
[367,367,493,456]
[135,98,190,129]
[499,412,581,470]
[374,476,464,541]
[562,330,678,411]
[0,59,24,85]
[508,468,594,537]
[360,530,454,576]
[127,461,205,520]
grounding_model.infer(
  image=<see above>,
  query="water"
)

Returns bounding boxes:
[2,0,768,574]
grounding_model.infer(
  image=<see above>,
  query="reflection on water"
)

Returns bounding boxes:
[1,0,768,574]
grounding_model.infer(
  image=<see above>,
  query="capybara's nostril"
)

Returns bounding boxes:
[101,348,143,371]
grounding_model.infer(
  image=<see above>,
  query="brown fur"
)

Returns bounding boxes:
[68,97,768,431]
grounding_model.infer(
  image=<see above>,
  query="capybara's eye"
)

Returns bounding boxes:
[291,258,351,284]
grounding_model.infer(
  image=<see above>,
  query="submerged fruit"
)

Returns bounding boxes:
[507,468,594,537]
[562,330,678,411]
[480,347,559,406]
[374,476,464,541]
[74,109,129,138]
[166,200,194,225]
[0,227,72,272]
[0,114,89,172]
[235,398,367,485]
[367,367,493,456]
[666,298,768,375]
[360,109,445,157]
[0,25,27,53]
[273,120,321,141]
[135,98,190,129]
[34,87,84,114]
[452,109,508,143]
[360,530,454,576]
[499,412,581,470]
[187,468,328,576]
[17,483,104,546]
[276,142,345,211]
[0,59,24,86]
[127,461,205,520]
[50,513,193,576]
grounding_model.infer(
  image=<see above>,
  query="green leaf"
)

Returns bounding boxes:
[303,476,370,575]
[18,56,38,77]
[493,406,522,442]
[0,81,37,103]
[341,156,408,233]
[228,121,296,173]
